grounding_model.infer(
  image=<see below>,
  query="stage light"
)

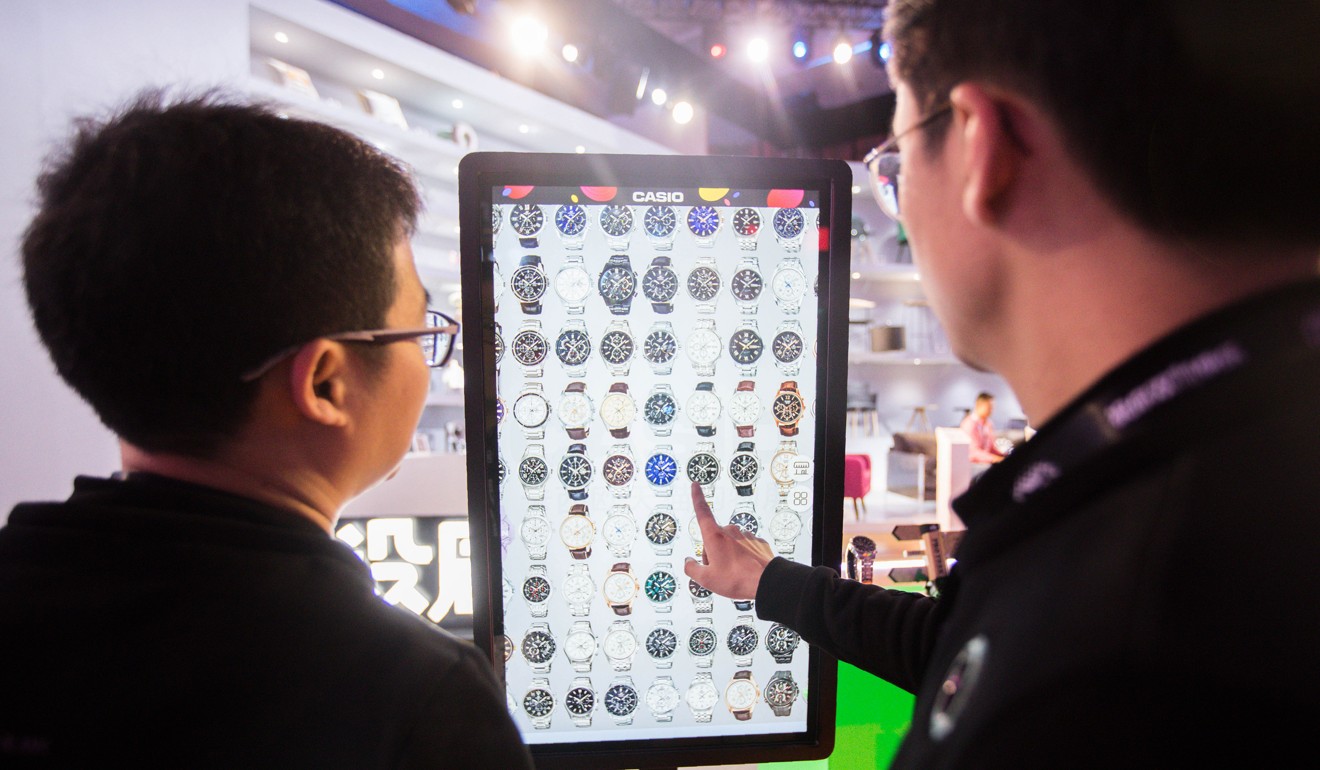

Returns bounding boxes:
[672,101,694,125]
[747,36,769,63]
[833,39,854,65]
[867,29,888,68]
[510,14,548,56]
[790,26,811,64]
[651,87,668,106]
[562,43,579,63]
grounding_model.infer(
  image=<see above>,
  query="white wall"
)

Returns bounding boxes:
[0,0,249,519]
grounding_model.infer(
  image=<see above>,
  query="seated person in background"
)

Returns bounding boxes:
[0,90,532,768]
[960,392,1006,464]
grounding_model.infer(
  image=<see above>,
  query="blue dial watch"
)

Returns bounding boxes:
[686,205,721,247]
[772,207,806,253]
[645,445,679,496]
[554,203,588,250]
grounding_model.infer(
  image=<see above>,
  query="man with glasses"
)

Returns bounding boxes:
[688,1,1320,766]
[0,91,531,767]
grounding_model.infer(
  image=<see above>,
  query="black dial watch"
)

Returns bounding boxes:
[686,262,721,312]
[730,260,764,313]
[600,204,635,251]
[732,206,762,250]
[509,203,545,248]
[510,254,547,315]
[643,204,678,251]
[642,255,679,314]
[598,253,638,315]
[729,441,761,497]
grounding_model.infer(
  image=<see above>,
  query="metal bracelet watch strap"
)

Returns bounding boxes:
[567,676,596,727]
[566,619,596,672]
[733,598,755,612]
[515,382,547,440]
[519,443,546,501]
[649,676,677,722]
[525,677,553,729]
[605,619,637,671]
[687,671,717,723]
[767,670,799,717]
[514,319,545,379]
[690,616,715,668]
[524,563,550,618]
[565,563,594,617]
[601,254,635,315]
[521,504,548,560]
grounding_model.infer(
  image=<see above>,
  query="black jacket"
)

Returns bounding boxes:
[758,278,1320,768]
[0,473,533,769]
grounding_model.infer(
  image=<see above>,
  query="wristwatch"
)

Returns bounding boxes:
[686,204,722,248]
[599,204,635,251]
[563,619,598,673]
[554,252,592,314]
[557,381,593,440]
[500,634,515,668]
[644,446,679,497]
[727,319,764,377]
[730,380,761,438]
[643,562,678,613]
[728,441,761,497]
[523,677,555,729]
[601,443,636,498]
[558,444,593,501]
[765,670,801,717]
[731,206,762,250]
[770,440,809,495]
[598,253,638,315]
[604,677,640,725]
[765,623,801,664]
[772,320,806,376]
[686,258,722,313]
[554,202,589,250]
[685,672,719,723]
[495,397,506,435]
[599,382,635,439]
[510,254,547,314]
[643,204,678,251]
[490,204,502,249]
[687,617,717,669]
[686,381,722,436]
[520,504,550,560]
[512,382,550,440]
[510,320,548,378]
[729,503,760,536]
[642,321,679,375]
[598,319,635,377]
[492,321,505,374]
[497,454,507,495]
[563,563,597,617]
[521,622,556,674]
[771,255,809,314]
[773,381,806,436]
[847,535,879,584]
[688,579,714,613]
[726,615,759,667]
[643,384,679,436]
[644,504,678,556]
[560,502,595,558]
[772,206,806,253]
[518,444,549,501]
[729,256,764,314]
[521,563,552,618]
[603,619,639,672]
[769,502,804,556]
[646,676,680,723]
[642,255,679,313]
[602,504,637,558]
[565,677,597,727]
[688,515,704,559]
[509,202,545,248]
[645,620,678,669]
[685,319,721,377]
[603,562,639,616]
[491,262,506,315]
[725,670,761,721]
[686,442,721,499]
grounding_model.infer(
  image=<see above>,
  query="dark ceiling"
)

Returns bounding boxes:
[332,0,895,159]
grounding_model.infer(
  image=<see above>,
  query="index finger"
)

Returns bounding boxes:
[690,482,720,540]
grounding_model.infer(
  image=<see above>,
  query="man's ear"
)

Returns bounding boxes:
[287,341,351,427]
[950,83,1031,226]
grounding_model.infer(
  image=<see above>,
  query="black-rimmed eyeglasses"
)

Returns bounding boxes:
[863,103,952,221]
[240,310,460,382]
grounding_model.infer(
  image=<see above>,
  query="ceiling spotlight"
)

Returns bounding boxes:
[833,39,854,65]
[451,98,464,109]
[371,68,385,80]
[710,42,727,59]
[510,15,548,56]
[518,124,531,134]
[562,43,580,63]
[672,101,694,125]
[575,145,586,154]
[747,37,770,63]
[274,31,289,44]
[703,24,728,59]
[790,26,811,64]
[651,87,668,106]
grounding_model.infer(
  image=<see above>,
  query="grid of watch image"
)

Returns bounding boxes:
[490,193,820,740]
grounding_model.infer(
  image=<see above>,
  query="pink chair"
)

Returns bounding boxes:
[843,454,873,520]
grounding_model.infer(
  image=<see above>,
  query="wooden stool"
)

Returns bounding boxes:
[906,404,937,433]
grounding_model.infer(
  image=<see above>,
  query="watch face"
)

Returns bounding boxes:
[686,330,721,365]
[522,516,550,545]
[686,205,721,238]
[523,687,554,717]
[686,682,718,710]
[518,456,548,485]
[512,329,548,366]
[728,328,764,365]
[501,635,514,662]
[559,453,593,488]
[773,207,805,239]
[771,450,798,482]
[598,265,637,303]
[494,331,504,363]
[645,452,678,487]
[492,206,502,236]
[498,457,506,485]
[644,570,677,604]
[565,686,595,716]
[644,205,677,238]
[555,203,588,236]
[510,264,547,302]
[564,575,594,603]
[510,203,544,237]
[729,392,760,424]
[690,580,713,599]
[773,392,805,423]
[557,392,592,427]
[686,266,721,302]
[647,681,679,712]
[522,629,556,663]
[643,330,677,364]
[604,572,638,603]
[772,266,808,303]
[686,452,721,485]
[729,452,760,484]
[642,265,679,303]
[603,514,636,546]
[766,676,800,707]
[603,454,635,486]
[773,330,805,363]
[767,624,801,653]
[730,510,759,535]
[599,204,634,237]
[730,268,763,301]
[732,207,761,237]
[599,330,635,364]
[560,513,595,549]
[644,392,677,427]
[771,509,802,539]
[646,626,678,660]
[495,398,505,425]
[685,391,721,424]
[726,680,758,710]
[600,392,636,428]
[522,575,551,603]
[604,628,637,658]
[513,393,549,428]
[555,265,593,304]
[566,631,595,660]
[645,511,678,545]
[688,627,717,656]
[727,624,759,656]
[605,684,639,717]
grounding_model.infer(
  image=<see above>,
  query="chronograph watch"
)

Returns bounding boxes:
[598,253,638,315]
[643,204,678,251]
[642,255,679,314]
[554,202,588,250]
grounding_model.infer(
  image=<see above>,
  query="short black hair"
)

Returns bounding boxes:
[21,89,421,457]
[885,0,1320,250]
[975,392,994,405]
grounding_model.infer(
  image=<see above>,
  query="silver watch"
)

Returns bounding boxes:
[685,672,719,723]
[563,619,597,673]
